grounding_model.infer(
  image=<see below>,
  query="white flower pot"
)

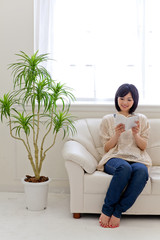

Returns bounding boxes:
[22,178,51,211]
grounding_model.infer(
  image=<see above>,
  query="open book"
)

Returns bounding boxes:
[115,114,138,131]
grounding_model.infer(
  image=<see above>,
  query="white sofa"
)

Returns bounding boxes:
[62,118,160,218]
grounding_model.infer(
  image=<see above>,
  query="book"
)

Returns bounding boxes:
[115,114,138,131]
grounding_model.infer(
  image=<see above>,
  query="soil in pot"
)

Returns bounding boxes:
[24,175,49,183]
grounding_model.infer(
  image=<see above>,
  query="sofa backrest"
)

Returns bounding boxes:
[68,118,160,166]
[147,119,160,166]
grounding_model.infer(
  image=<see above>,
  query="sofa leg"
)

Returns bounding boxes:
[73,213,81,219]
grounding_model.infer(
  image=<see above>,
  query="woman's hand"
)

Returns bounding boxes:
[115,123,125,137]
[104,123,125,152]
[132,121,140,135]
[132,121,147,150]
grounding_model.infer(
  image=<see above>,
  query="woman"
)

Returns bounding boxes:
[98,83,152,228]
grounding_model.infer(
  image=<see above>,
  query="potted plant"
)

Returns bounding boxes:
[0,51,76,210]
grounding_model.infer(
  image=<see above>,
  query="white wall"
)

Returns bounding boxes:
[0,0,34,94]
[0,0,160,193]
[0,0,34,191]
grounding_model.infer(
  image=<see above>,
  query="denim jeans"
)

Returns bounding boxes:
[102,158,149,218]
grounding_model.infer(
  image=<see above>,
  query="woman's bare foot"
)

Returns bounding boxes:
[108,215,120,228]
[99,213,110,228]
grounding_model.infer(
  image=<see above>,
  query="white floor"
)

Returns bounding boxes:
[0,192,160,240]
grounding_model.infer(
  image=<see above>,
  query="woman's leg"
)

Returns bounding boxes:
[99,158,132,227]
[102,158,132,216]
[112,162,148,219]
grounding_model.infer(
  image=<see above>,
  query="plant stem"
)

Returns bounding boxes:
[9,117,37,176]
[36,111,40,144]
[38,133,57,174]
[44,132,57,156]
[25,135,39,178]
[34,111,40,179]
[39,110,54,168]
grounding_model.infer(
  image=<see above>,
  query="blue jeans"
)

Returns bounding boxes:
[102,158,149,218]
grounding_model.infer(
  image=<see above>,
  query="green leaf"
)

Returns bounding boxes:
[11,111,34,137]
[0,92,17,121]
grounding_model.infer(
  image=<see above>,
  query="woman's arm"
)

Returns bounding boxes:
[104,123,125,152]
[132,121,147,151]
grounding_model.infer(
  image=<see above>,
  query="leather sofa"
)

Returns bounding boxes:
[62,118,160,218]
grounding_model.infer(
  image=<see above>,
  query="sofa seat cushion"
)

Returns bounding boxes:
[84,170,151,195]
[84,171,112,194]
[150,166,160,194]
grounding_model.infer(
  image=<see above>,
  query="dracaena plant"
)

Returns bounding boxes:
[0,51,76,181]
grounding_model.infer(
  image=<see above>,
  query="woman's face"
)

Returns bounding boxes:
[118,92,134,114]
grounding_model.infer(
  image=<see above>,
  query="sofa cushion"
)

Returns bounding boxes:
[84,171,112,194]
[86,119,103,161]
[84,171,151,195]
[68,119,100,161]
[62,141,98,173]
[146,119,160,166]
[150,166,160,194]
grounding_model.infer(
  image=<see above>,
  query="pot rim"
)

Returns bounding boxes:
[21,177,51,185]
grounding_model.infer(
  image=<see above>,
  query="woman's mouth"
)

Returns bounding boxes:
[121,105,128,108]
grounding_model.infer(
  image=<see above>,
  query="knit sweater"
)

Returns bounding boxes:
[97,113,152,171]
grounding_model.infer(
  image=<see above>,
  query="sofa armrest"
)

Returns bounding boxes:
[65,160,84,213]
[62,140,98,173]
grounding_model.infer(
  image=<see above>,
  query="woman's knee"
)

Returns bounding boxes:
[104,158,132,179]
[132,163,149,181]
[116,162,132,180]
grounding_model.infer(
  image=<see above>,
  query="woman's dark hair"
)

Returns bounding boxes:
[115,83,139,114]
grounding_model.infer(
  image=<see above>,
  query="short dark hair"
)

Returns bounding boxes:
[115,83,139,114]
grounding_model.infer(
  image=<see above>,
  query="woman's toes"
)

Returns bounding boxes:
[99,213,110,228]
[108,215,120,228]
